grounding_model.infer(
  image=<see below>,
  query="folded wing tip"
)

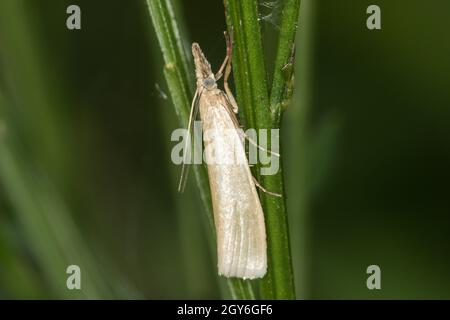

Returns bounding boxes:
[219,265,267,280]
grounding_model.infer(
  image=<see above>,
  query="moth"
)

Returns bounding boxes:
[179,32,279,279]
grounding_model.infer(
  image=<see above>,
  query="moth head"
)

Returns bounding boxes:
[203,77,217,90]
[192,43,215,88]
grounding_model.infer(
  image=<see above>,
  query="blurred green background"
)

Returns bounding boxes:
[1,0,449,299]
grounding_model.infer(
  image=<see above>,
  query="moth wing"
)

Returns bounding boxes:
[202,100,267,279]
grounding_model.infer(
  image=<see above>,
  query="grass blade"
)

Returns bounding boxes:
[224,0,298,299]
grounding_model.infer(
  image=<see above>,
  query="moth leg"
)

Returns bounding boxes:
[222,99,280,157]
[236,129,280,157]
[214,55,228,81]
[222,31,239,114]
[215,31,231,81]
[214,31,238,113]
[252,176,282,198]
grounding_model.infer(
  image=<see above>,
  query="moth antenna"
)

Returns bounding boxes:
[178,88,201,193]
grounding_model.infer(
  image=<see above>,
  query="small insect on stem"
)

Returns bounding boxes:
[179,32,279,279]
